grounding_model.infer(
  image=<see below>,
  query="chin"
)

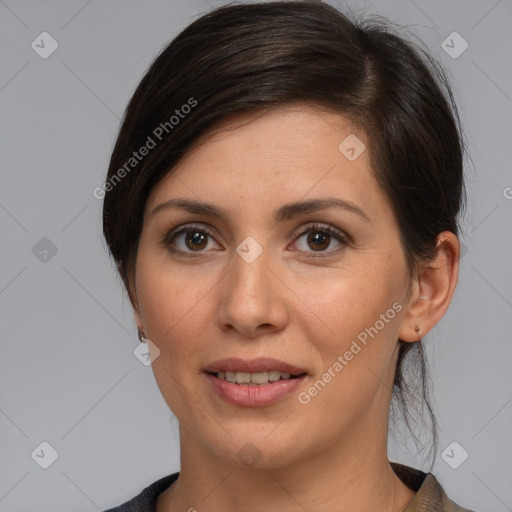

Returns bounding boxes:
[201,425,308,471]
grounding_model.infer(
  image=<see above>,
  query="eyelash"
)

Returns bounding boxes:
[295,224,348,258]
[162,223,349,259]
[162,224,217,258]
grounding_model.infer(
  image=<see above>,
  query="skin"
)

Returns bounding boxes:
[132,105,459,512]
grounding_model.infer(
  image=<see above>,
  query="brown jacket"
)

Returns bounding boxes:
[103,462,476,511]
[392,462,476,511]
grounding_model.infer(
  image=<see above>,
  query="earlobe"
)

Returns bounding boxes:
[399,322,424,343]
[134,310,148,343]
[137,326,147,343]
[398,232,460,343]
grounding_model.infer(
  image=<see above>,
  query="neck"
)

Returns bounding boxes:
[157,426,415,512]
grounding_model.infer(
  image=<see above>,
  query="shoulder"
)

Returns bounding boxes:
[391,462,478,512]
[102,473,179,512]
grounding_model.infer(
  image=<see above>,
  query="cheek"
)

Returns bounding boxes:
[295,261,403,352]
[297,279,401,412]
[292,259,405,409]
[135,259,216,414]
[135,256,217,359]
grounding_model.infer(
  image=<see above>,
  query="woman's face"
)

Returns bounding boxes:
[134,106,412,469]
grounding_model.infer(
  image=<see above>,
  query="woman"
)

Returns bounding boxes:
[102,1,474,511]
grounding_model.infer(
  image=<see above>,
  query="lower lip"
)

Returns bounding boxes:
[206,373,306,407]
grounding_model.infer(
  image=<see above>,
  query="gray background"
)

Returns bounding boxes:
[1,0,511,510]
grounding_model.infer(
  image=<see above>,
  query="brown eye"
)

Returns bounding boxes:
[307,231,330,251]
[164,224,222,256]
[185,231,208,251]
[293,224,347,255]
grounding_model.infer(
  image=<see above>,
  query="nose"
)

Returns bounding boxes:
[216,248,289,339]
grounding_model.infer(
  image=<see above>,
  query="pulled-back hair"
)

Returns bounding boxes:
[102,1,465,466]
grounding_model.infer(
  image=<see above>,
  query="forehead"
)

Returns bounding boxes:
[146,106,386,220]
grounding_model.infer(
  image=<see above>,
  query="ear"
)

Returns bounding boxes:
[398,231,460,342]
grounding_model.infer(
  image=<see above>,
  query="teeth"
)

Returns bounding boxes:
[215,370,297,385]
[234,371,251,384]
[250,372,268,384]
[268,370,281,382]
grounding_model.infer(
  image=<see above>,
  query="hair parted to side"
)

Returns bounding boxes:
[103,1,465,468]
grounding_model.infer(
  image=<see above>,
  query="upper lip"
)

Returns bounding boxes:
[204,357,307,375]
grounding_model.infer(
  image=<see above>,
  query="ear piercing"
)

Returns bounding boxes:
[137,327,147,343]
[414,325,422,336]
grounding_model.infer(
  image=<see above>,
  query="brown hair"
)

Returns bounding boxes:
[103,1,465,466]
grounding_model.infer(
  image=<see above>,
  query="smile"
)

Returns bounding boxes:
[204,357,307,406]
[214,370,300,385]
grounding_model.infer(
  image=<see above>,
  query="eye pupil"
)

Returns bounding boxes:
[185,231,208,251]
[308,232,330,251]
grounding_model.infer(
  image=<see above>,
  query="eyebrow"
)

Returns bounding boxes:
[151,197,370,223]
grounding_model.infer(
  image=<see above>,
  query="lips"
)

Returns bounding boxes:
[204,357,307,407]
[203,357,306,375]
